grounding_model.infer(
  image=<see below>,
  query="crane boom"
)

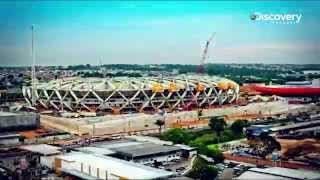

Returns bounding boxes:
[201,32,216,65]
[198,32,216,74]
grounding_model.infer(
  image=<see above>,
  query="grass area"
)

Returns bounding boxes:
[160,126,245,163]
[160,119,248,178]
[188,128,245,146]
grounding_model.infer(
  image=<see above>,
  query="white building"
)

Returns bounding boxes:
[19,144,62,169]
[54,152,174,179]
[237,167,320,180]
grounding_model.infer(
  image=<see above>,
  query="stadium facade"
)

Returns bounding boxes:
[22,75,239,113]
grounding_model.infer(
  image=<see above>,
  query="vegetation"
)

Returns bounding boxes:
[154,119,165,133]
[187,155,218,180]
[81,71,142,78]
[206,144,224,163]
[47,63,320,85]
[3,64,320,85]
[160,128,193,144]
[208,116,227,143]
[161,118,245,163]
[230,120,249,135]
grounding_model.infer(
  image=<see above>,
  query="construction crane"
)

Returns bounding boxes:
[31,25,36,107]
[183,33,216,111]
[184,32,216,110]
[197,32,216,74]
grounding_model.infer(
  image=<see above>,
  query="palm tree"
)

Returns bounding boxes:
[208,116,227,143]
[155,119,165,133]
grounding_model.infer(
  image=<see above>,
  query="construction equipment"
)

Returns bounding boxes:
[183,32,217,110]
[197,32,216,74]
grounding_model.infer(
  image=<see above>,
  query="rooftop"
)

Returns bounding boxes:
[33,75,238,91]
[270,120,320,132]
[238,167,320,180]
[125,135,173,145]
[57,152,174,179]
[0,112,19,116]
[95,139,143,149]
[237,170,290,180]
[110,142,181,158]
[74,146,115,155]
[174,144,197,151]
[0,111,36,117]
[61,168,97,180]
[19,144,62,156]
[0,133,21,139]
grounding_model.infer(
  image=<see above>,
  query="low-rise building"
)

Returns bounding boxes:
[0,133,22,146]
[19,144,62,169]
[0,147,41,179]
[55,152,174,179]
[237,167,320,180]
[0,112,39,133]
[109,142,182,164]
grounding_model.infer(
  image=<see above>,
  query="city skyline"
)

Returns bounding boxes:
[0,1,319,66]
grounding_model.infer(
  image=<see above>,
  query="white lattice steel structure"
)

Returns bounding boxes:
[22,75,239,113]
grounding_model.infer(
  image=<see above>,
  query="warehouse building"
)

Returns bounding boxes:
[109,142,182,164]
[54,152,174,179]
[237,167,320,180]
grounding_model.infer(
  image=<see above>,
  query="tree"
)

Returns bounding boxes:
[155,119,165,133]
[230,120,247,135]
[207,144,224,163]
[187,156,218,180]
[160,128,193,144]
[197,109,203,120]
[208,116,227,143]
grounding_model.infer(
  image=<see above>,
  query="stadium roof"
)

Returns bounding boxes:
[34,75,237,91]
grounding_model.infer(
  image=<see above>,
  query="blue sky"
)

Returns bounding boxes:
[0,1,319,66]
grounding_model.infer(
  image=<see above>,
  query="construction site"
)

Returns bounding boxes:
[1,3,320,179]
[22,75,239,114]
[39,100,316,136]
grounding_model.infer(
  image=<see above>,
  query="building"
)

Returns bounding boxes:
[0,112,39,133]
[269,119,320,135]
[109,142,182,164]
[22,75,239,114]
[174,144,197,158]
[87,139,183,164]
[237,167,320,180]
[0,147,41,180]
[249,79,320,97]
[54,152,174,179]
[0,133,22,146]
[19,144,62,169]
[72,138,197,165]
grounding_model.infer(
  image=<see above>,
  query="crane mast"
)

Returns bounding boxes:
[31,25,36,107]
[198,32,216,74]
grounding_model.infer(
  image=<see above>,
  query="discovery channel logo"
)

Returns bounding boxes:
[251,12,302,24]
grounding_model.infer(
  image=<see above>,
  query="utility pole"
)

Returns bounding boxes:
[31,25,36,107]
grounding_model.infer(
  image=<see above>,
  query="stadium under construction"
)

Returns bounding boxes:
[22,75,239,114]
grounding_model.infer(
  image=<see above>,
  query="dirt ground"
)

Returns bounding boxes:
[277,138,320,157]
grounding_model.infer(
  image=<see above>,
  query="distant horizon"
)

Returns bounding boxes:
[1,62,320,68]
